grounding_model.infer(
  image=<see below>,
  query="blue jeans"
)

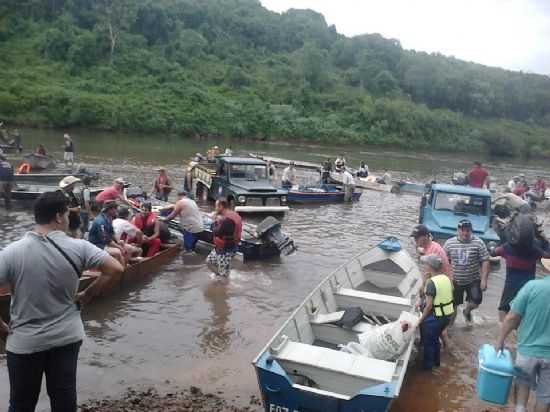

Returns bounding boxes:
[420,315,450,370]
[7,340,82,412]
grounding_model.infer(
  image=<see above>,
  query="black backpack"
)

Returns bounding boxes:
[505,213,536,251]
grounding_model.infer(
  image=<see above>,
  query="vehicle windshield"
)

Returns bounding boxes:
[229,164,267,180]
[434,192,489,216]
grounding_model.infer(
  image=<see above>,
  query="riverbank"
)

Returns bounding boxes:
[79,386,262,412]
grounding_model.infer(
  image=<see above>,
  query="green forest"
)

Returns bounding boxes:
[1,0,550,156]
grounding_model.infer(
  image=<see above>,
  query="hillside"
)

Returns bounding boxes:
[1,0,550,156]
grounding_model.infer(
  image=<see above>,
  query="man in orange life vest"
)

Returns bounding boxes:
[131,202,162,258]
[207,198,242,277]
[151,167,172,202]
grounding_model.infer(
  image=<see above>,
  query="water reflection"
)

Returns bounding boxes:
[200,280,233,355]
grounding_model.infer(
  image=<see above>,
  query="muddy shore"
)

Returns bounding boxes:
[79,387,263,412]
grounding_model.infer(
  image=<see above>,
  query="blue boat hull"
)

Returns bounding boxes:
[254,352,395,412]
[288,190,362,204]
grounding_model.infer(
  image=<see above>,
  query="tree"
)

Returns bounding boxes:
[95,0,137,65]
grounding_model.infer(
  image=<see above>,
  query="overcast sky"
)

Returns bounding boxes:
[260,0,550,75]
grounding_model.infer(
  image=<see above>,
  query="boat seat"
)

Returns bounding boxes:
[272,341,395,384]
[334,288,411,319]
[310,311,374,333]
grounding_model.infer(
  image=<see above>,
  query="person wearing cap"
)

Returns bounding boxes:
[95,178,128,206]
[59,176,82,238]
[63,133,75,167]
[88,200,126,265]
[334,155,346,173]
[151,167,173,202]
[417,254,454,370]
[207,146,221,162]
[0,152,14,208]
[411,225,451,277]
[162,190,210,251]
[444,219,490,324]
[467,161,489,189]
[342,167,356,202]
[131,202,162,257]
[281,162,296,189]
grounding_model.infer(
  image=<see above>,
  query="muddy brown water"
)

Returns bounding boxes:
[1,129,549,411]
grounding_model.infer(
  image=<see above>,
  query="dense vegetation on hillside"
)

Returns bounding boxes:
[1,0,550,156]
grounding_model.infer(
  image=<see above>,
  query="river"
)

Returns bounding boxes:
[0,128,548,411]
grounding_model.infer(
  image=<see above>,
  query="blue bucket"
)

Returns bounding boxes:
[477,344,514,405]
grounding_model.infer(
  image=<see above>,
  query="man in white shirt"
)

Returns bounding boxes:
[342,168,355,202]
[281,162,296,189]
[162,191,211,251]
[112,207,143,258]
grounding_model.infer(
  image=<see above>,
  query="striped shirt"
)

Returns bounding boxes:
[444,236,489,285]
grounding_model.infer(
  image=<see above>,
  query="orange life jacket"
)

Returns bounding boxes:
[213,211,242,250]
[16,162,32,174]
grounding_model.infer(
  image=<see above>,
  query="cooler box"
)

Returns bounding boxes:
[477,344,515,405]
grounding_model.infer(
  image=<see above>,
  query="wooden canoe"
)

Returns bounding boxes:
[0,243,180,322]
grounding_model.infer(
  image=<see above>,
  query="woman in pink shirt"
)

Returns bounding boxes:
[411,224,452,348]
[411,224,451,278]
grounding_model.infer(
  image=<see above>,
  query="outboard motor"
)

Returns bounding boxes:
[255,216,296,256]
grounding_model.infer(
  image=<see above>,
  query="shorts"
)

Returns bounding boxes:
[182,230,212,251]
[453,280,482,306]
[206,249,236,277]
[64,151,74,161]
[515,353,550,404]
[498,277,534,313]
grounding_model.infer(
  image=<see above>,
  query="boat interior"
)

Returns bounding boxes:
[265,246,421,399]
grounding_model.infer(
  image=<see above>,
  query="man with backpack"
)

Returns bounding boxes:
[491,213,550,321]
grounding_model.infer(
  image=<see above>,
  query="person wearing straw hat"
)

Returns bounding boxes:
[151,167,173,202]
[0,152,14,208]
[95,178,129,206]
[59,176,82,238]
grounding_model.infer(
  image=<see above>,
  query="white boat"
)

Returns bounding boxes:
[330,171,396,193]
[253,238,422,412]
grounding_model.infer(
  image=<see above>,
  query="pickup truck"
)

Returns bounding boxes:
[419,183,499,243]
[190,156,289,214]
